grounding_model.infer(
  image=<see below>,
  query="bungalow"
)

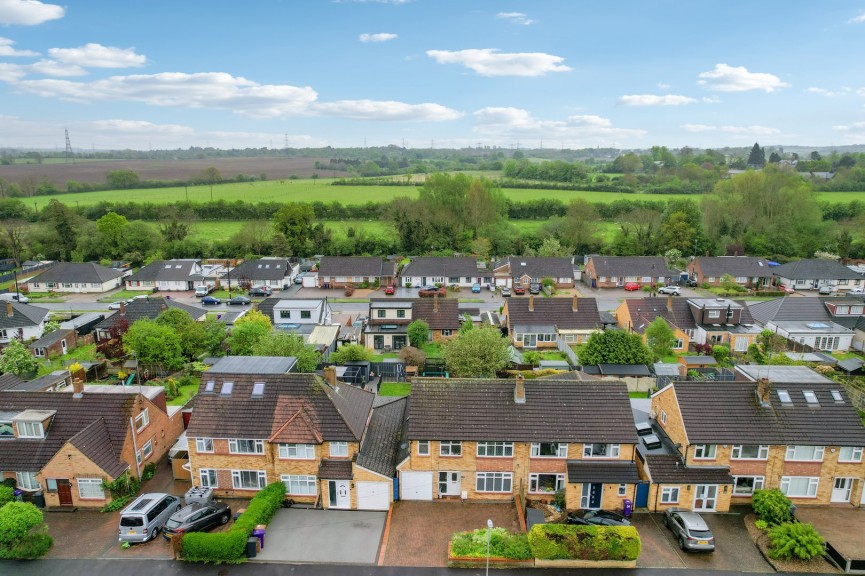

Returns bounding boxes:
[820,297,865,352]
[502,295,603,348]
[687,256,773,288]
[225,258,295,291]
[400,257,488,289]
[749,297,855,352]
[93,298,206,341]
[583,256,679,289]
[0,301,49,346]
[29,328,76,359]
[27,262,125,294]
[125,259,204,292]
[317,257,397,288]
[492,256,575,289]
[772,259,863,292]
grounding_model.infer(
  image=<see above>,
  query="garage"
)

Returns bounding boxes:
[400,471,433,500]
[357,481,391,510]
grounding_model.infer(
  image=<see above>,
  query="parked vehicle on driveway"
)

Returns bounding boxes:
[471,283,481,293]
[248,286,272,297]
[501,287,511,297]
[663,509,715,552]
[818,285,834,295]
[118,493,181,543]
[658,285,681,295]
[623,282,641,291]
[228,295,251,305]
[513,285,525,295]
[529,282,541,294]
[194,285,214,297]
[849,287,864,294]
[566,509,631,526]
[162,501,231,540]
[419,285,445,297]
[201,295,221,305]
[384,285,395,295]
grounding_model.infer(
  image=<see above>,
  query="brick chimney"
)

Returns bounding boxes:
[666,295,673,312]
[755,378,771,408]
[514,373,526,404]
[433,293,438,312]
[528,295,534,312]
[323,365,337,386]
[119,301,126,316]
[72,378,84,398]
[572,294,578,312]
[161,302,167,312]
[6,302,12,317]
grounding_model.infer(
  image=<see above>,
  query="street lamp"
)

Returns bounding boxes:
[486,518,493,576]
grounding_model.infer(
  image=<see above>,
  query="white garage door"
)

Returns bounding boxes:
[357,481,391,510]
[400,471,433,500]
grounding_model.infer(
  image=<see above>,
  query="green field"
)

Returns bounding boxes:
[137,219,396,242]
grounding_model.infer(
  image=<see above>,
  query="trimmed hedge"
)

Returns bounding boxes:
[528,524,641,561]
[182,481,286,564]
[450,527,532,560]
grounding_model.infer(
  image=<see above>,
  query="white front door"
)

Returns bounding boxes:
[693,485,717,511]
[61,339,68,354]
[328,480,350,509]
[832,478,853,503]
[438,471,460,497]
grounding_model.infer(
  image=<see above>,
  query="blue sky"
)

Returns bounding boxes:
[1,0,865,151]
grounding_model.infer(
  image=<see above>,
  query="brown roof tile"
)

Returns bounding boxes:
[318,459,353,480]
[505,298,602,330]
[412,299,461,330]
[567,461,640,484]
[646,454,733,484]
[624,297,697,334]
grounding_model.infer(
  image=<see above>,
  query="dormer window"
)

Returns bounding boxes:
[17,421,45,439]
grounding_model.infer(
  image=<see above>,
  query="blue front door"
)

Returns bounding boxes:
[635,482,649,508]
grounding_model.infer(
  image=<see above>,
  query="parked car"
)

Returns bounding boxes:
[849,287,864,294]
[513,285,525,295]
[501,287,511,297]
[471,283,481,293]
[118,493,181,543]
[686,278,699,287]
[248,286,272,297]
[529,282,541,294]
[107,300,126,310]
[201,295,221,305]
[294,273,305,285]
[162,501,231,540]
[566,509,631,527]
[384,285,395,295]
[228,296,251,305]
[0,292,28,303]
[818,285,834,295]
[658,285,681,295]
[663,509,715,552]
[623,282,641,291]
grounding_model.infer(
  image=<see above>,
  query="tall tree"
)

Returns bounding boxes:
[227,309,272,355]
[644,318,677,361]
[579,330,652,365]
[155,308,204,360]
[442,324,510,378]
[561,199,601,255]
[106,169,141,189]
[252,333,320,372]
[747,142,766,167]
[122,319,185,371]
[42,199,79,261]
[96,212,129,259]
[0,220,28,267]
[272,202,315,256]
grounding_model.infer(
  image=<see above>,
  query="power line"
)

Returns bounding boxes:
[64,129,73,163]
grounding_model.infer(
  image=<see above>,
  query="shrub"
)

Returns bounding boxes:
[398,346,426,366]
[752,489,793,525]
[528,524,641,561]
[768,522,825,561]
[755,519,769,531]
[0,486,13,507]
[552,489,566,509]
[0,502,53,559]
[102,472,140,499]
[101,495,133,513]
[450,527,532,560]
[142,462,157,481]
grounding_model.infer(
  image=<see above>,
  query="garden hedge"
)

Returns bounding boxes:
[182,481,286,563]
[528,524,641,561]
[450,527,532,560]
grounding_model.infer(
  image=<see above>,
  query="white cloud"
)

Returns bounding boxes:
[0,0,63,25]
[473,106,645,146]
[497,12,534,25]
[619,94,697,106]
[701,95,721,103]
[29,59,86,76]
[833,121,865,142]
[807,86,835,96]
[312,99,461,121]
[0,36,37,56]
[427,48,570,77]
[0,62,25,81]
[682,123,780,136]
[697,63,789,93]
[657,82,670,89]
[848,11,865,23]
[359,32,398,43]
[47,43,147,68]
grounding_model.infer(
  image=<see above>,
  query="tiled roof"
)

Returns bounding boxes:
[27,262,124,284]
[186,374,374,442]
[0,302,48,330]
[127,259,199,282]
[672,381,865,445]
[318,257,394,278]
[496,257,574,279]
[407,378,638,443]
[412,299,460,330]
[588,256,678,278]
[0,391,134,475]
[69,418,127,478]
[748,297,834,326]
[229,259,291,281]
[695,256,773,278]
[401,257,479,278]
[28,328,73,349]
[772,259,862,280]
[623,298,697,334]
[94,298,205,331]
[357,396,407,478]
[505,297,602,330]
[0,373,25,391]
[566,461,640,484]
[318,459,353,480]
[645,455,733,484]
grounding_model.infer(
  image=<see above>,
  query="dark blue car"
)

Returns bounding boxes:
[201,296,221,305]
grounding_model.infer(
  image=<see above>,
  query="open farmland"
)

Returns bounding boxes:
[135,219,396,242]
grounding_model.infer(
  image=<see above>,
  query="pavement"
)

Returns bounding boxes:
[255,508,387,564]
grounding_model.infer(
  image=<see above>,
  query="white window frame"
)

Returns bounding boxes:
[279,443,316,460]
[228,439,264,454]
[77,478,105,499]
[693,444,717,460]
[477,442,514,457]
[618,483,628,497]
[660,486,680,504]
[839,446,864,463]
[785,445,825,462]
[582,443,620,458]
[530,443,568,458]
[329,442,348,457]
[528,473,565,494]
[16,421,44,439]
[199,469,218,488]
[732,476,765,496]
[135,409,149,433]
[281,474,317,496]
[142,440,153,460]
[731,445,769,460]
[780,476,819,498]
[15,471,39,491]
[660,410,667,425]
[440,441,462,456]
[475,472,513,493]
[195,438,214,453]
[417,440,430,456]
[231,469,267,490]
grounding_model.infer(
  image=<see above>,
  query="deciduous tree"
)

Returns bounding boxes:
[579,330,652,366]
[442,324,510,378]
[644,318,676,361]
[252,332,320,372]
[0,339,39,377]
[407,320,430,348]
[122,319,185,371]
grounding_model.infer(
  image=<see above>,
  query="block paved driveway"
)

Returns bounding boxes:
[381,501,519,567]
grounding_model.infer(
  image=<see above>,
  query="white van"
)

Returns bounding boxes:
[118,493,181,543]
[194,285,213,297]
[0,293,29,303]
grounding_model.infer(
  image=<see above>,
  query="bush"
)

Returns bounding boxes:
[142,462,157,481]
[182,481,286,563]
[102,472,140,499]
[755,519,769,531]
[101,495,133,513]
[0,502,53,559]
[450,527,532,560]
[528,524,641,561]
[768,522,825,561]
[752,489,793,525]
[552,489,566,509]
[0,486,13,507]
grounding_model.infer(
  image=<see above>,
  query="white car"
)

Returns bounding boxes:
[658,285,681,296]
[0,293,28,303]
[849,287,864,295]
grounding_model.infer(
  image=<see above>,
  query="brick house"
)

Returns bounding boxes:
[397,376,640,511]
[492,256,575,289]
[412,297,460,342]
[0,382,182,509]
[648,381,865,511]
[583,256,679,289]
[687,256,773,288]
[501,295,603,348]
[317,257,397,288]
[185,371,406,510]
[400,257,488,289]
[27,262,125,294]
[29,328,76,359]
[616,297,696,354]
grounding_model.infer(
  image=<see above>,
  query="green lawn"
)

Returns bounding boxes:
[167,380,199,407]
[378,382,411,396]
[97,289,153,302]
[36,343,97,376]
[421,342,442,357]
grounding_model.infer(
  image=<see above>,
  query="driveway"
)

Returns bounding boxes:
[631,511,772,572]
[796,506,865,564]
[381,501,519,567]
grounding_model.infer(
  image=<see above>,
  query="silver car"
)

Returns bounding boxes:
[663,509,715,552]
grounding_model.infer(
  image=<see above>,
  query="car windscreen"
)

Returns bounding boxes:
[689,529,713,539]
[164,518,183,529]
[120,515,144,527]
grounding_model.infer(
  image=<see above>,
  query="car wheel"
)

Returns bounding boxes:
[679,537,686,551]
[220,513,229,525]
[663,516,669,528]
[149,528,158,541]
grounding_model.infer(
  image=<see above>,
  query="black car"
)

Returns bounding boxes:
[227,296,251,305]
[529,282,541,294]
[248,286,272,297]
[566,509,631,526]
[162,502,231,540]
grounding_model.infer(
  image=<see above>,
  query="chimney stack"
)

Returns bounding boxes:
[514,373,526,404]
[528,295,534,312]
[119,301,126,316]
[161,302,167,312]
[6,302,12,318]
[755,378,771,407]
[572,294,578,312]
[433,293,438,312]
[72,378,84,398]
[323,365,337,386]
[666,295,673,312]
